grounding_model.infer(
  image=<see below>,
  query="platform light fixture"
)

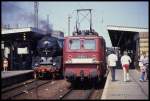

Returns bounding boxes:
[23,33,26,40]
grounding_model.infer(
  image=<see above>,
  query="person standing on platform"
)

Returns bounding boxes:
[145,53,149,80]
[139,52,147,81]
[3,58,8,72]
[107,50,118,81]
[121,51,132,82]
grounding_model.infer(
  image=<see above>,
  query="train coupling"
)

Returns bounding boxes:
[80,70,84,81]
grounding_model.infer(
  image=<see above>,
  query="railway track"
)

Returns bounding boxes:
[59,88,95,100]
[1,79,52,99]
[2,78,106,100]
[2,79,36,93]
[58,77,106,100]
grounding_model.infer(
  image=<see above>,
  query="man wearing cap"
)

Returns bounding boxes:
[121,51,132,82]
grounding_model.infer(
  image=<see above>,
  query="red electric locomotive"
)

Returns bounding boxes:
[63,31,106,83]
[63,9,106,83]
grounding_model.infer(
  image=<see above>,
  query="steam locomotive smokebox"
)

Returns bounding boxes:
[1,70,34,88]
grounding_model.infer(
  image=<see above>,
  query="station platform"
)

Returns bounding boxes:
[1,70,33,79]
[101,69,148,100]
[1,70,34,88]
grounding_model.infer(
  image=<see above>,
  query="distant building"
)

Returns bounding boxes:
[139,32,149,55]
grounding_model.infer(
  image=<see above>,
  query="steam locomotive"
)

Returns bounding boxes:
[33,34,63,79]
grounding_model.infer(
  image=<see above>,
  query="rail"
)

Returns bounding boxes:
[2,79,52,99]
[60,88,95,100]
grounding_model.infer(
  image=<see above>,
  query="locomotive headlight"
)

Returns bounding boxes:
[53,62,56,66]
[92,58,96,62]
[92,58,100,63]
[42,69,45,72]
[66,55,72,63]
[65,59,72,63]
[34,63,39,67]
[23,33,26,40]
[92,55,97,63]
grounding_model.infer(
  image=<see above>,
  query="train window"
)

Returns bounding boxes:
[83,39,96,50]
[69,39,80,50]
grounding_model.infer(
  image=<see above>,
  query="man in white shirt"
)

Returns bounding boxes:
[121,51,132,82]
[107,50,118,81]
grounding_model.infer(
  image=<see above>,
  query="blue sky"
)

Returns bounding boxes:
[2,1,148,47]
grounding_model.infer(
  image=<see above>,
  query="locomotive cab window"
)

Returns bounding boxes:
[69,39,80,50]
[83,39,96,50]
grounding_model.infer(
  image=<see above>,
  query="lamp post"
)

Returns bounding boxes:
[68,15,71,36]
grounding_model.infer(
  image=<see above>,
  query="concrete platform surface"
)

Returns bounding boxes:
[1,70,33,79]
[101,69,149,100]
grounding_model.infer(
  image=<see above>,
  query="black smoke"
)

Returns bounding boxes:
[2,2,23,27]
[39,19,53,32]
[2,2,53,31]
[2,2,22,12]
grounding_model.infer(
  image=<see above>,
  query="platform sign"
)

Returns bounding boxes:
[4,47,10,58]
[17,47,28,54]
[1,41,4,49]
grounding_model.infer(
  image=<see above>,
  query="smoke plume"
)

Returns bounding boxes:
[2,2,53,32]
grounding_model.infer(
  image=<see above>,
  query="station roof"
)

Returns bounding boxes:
[2,27,46,41]
[107,25,148,32]
[107,25,148,47]
[2,27,46,35]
